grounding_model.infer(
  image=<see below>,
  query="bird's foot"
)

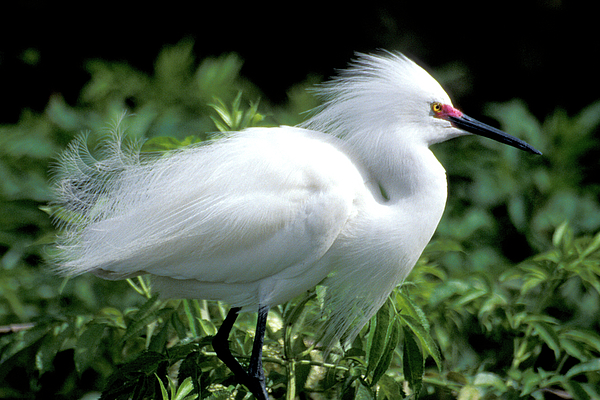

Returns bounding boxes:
[246,376,268,400]
[247,363,268,399]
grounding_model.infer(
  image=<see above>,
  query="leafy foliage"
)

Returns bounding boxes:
[413,223,600,398]
[1,39,599,399]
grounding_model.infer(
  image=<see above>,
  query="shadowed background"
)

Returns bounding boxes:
[1,1,595,123]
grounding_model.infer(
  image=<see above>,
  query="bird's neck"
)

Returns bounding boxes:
[358,137,447,205]
[356,137,448,250]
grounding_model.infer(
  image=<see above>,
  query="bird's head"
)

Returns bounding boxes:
[429,101,541,154]
[303,51,541,155]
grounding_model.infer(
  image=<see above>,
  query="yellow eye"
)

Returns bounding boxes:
[432,102,443,113]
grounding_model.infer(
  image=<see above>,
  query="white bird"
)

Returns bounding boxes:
[51,52,540,399]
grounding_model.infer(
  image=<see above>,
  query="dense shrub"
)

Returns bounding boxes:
[1,40,598,399]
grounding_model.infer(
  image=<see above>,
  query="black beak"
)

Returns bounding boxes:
[448,114,542,155]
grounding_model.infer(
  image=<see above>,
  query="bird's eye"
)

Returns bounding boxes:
[431,102,443,113]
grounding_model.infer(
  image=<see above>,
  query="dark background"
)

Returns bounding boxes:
[1,1,596,124]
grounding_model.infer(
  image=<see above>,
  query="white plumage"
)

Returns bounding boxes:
[51,52,539,350]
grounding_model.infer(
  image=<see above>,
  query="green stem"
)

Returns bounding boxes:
[286,360,296,400]
[512,324,534,369]
[183,300,198,337]
[138,276,152,298]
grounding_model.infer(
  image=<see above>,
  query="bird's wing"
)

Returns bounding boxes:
[55,127,365,285]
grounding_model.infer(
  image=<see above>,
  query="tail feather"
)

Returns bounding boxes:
[50,116,144,275]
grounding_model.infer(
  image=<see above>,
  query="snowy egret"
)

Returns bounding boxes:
[51,52,540,399]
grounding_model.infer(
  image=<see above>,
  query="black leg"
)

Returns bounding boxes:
[212,306,270,400]
[212,307,251,383]
[248,305,269,399]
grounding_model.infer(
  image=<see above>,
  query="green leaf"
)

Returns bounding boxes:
[178,350,206,397]
[576,100,600,133]
[580,231,600,259]
[508,195,527,230]
[99,307,127,329]
[209,117,229,133]
[75,323,106,373]
[457,385,480,400]
[141,135,204,152]
[241,99,263,128]
[182,299,200,338]
[209,98,233,129]
[355,383,374,400]
[367,300,391,377]
[561,329,600,353]
[519,263,551,294]
[121,295,162,342]
[197,317,217,336]
[371,318,400,387]
[402,327,423,398]
[131,294,162,320]
[377,375,403,400]
[171,311,188,340]
[424,238,464,253]
[531,249,562,264]
[579,382,600,399]
[156,373,169,400]
[478,293,507,322]
[395,291,430,332]
[530,321,561,359]
[454,287,487,307]
[101,351,168,400]
[560,338,587,361]
[149,320,171,353]
[473,371,508,392]
[172,377,195,400]
[36,321,74,374]
[208,92,263,132]
[553,221,573,249]
[565,380,592,400]
[565,358,600,378]
[123,308,173,344]
[398,314,441,369]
